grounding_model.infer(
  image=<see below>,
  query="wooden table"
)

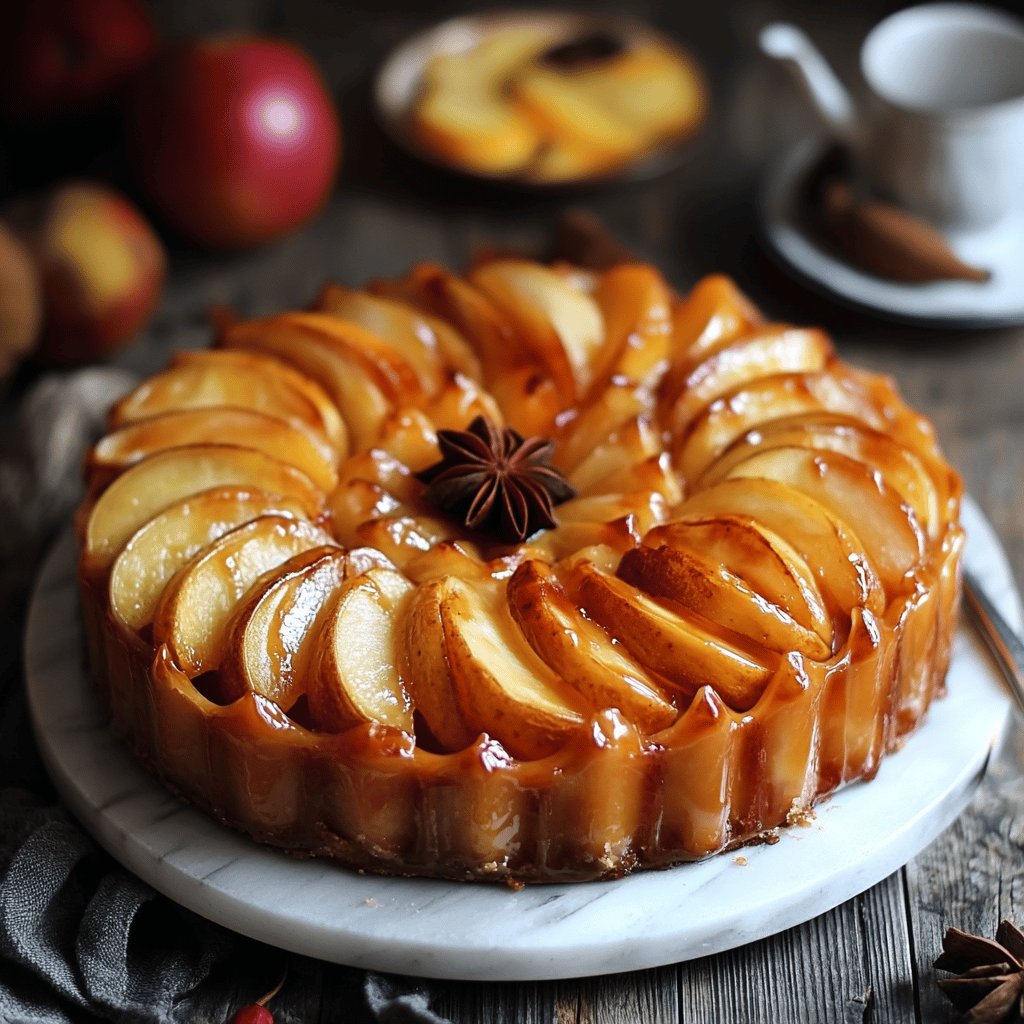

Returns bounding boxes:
[12,1,1023,1020]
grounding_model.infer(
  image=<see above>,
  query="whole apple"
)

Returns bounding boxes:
[0,0,156,121]
[0,223,43,379]
[129,37,342,249]
[8,183,165,365]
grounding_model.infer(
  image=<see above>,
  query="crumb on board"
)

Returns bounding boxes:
[363,897,379,908]
[733,855,748,867]
[787,800,817,828]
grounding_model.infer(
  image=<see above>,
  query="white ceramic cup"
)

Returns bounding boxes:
[762,4,1024,232]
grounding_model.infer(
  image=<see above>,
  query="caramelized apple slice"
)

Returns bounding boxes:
[618,544,830,660]
[109,487,308,633]
[427,372,504,433]
[725,445,925,593]
[113,349,346,453]
[308,567,415,733]
[221,546,354,709]
[439,578,586,759]
[507,560,676,732]
[222,312,421,449]
[569,417,661,494]
[668,327,834,435]
[570,561,774,710]
[152,514,334,677]
[82,445,325,573]
[315,284,482,390]
[643,514,832,647]
[680,478,884,616]
[402,577,478,751]
[469,259,605,399]
[555,383,652,471]
[88,408,338,494]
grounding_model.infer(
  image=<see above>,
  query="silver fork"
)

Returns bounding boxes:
[963,568,1024,717]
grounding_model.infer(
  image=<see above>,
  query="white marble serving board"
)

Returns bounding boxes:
[25,497,1015,981]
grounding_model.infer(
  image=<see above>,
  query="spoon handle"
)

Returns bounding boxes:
[963,568,1024,717]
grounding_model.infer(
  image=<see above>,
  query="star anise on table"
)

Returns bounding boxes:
[935,920,1024,1023]
[415,416,575,544]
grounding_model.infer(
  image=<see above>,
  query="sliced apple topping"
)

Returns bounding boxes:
[725,445,925,594]
[618,544,830,660]
[109,486,309,633]
[307,567,415,733]
[220,546,354,709]
[507,560,676,733]
[667,326,834,436]
[401,577,478,751]
[470,259,605,400]
[113,348,346,453]
[679,478,885,617]
[569,560,775,711]
[88,407,338,494]
[82,445,325,574]
[437,577,587,759]
[151,514,334,678]
[643,514,832,649]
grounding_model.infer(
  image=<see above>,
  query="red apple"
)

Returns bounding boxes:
[0,0,156,121]
[8,183,165,365]
[129,37,342,249]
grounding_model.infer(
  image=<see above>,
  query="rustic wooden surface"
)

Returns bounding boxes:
[8,0,1024,1020]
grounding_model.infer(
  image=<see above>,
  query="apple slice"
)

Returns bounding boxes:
[114,348,346,453]
[555,383,652,472]
[643,514,832,647]
[724,445,925,594]
[702,413,942,537]
[220,546,355,709]
[82,445,325,574]
[590,263,673,391]
[109,486,309,633]
[507,560,676,732]
[568,417,661,494]
[569,561,774,710]
[438,577,586,759]
[221,313,420,449]
[675,369,891,482]
[316,283,482,387]
[427,372,504,433]
[88,407,338,494]
[469,259,605,399]
[307,566,415,733]
[401,577,478,751]
[152,514,335,677]
[618,544,830,660]
[667,327,834,435]
[679,478,884,617]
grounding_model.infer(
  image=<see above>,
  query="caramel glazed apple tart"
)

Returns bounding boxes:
[77,258,963,884]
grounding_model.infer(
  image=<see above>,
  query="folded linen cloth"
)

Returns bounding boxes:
[0,370,451,1024]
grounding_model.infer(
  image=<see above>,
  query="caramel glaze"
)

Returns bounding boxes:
[76,264,964,883]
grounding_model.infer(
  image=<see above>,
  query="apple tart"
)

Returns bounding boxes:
[77,259,963,883]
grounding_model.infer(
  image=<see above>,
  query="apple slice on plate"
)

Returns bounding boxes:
[667,327,834,436]
[618,543,830,660]
[109,486,310,633]
[401,577,478,751]
[220,546,353,709]
[113,348,346,453]
[151,514,335,677]
[82,445,325,574]
[88,407,338,494]
[680,478,884,617]
[438,577,586,760]
[724,445,925,594]
[316,284,482,387]
[643,514,832,649]
[307,566,415,733]
[469,259,605,400]
[569,560,774,711]
[507,560,676,733]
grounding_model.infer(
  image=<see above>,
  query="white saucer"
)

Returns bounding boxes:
[24,499,1014,981]
[759,138,1024,328]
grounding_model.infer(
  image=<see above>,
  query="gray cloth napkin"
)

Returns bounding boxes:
[0,370,451,1024]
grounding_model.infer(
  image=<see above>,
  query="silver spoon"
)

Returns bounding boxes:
[963,568,1024,717]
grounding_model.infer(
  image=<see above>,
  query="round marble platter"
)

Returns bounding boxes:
[26,497,1015,982]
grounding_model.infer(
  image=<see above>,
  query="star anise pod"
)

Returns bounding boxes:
[935,920,1024,1023]
[415,416,575,544]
